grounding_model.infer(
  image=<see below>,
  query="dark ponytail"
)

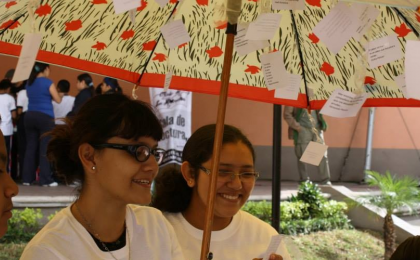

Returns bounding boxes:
[77,73,94,96]
[28,62,49,86]
[152,124,255,212]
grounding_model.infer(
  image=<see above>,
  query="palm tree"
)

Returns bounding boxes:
[357,170,420,260]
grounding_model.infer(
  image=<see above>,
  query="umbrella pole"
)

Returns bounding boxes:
[199,24,236,260]
[271,104,282,231]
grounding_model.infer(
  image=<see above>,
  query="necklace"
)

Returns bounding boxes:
[74,201,130,260]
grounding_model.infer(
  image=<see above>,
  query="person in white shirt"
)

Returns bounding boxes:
[52,80,75,125]
[0,79,16,174]
[16,86,28,176]
[153,124,291,260]
[21,94,184,260]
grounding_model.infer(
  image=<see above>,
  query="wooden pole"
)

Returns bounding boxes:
[199,26,236,260]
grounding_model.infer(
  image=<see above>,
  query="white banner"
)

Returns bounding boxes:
[149,88,192,166]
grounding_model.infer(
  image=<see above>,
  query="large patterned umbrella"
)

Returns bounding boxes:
[1,0,420,109]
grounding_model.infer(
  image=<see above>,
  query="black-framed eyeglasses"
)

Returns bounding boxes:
[198,166,259,183]
[91,143,166,164]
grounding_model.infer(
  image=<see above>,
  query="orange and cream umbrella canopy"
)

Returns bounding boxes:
[1,0,420,109]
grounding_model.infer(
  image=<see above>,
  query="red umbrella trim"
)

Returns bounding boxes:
[92,0,107,3]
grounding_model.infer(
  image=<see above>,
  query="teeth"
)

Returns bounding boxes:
[132,179,150,184]
[221,194,239,200]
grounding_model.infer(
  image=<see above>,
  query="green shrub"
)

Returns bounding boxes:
[280,201,310,221]
[0,208,43,243]
[293,180,326,216]
[242,181,353,235]
[242,201,272,224]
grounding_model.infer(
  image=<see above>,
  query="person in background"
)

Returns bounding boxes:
[0,129,19,238]
[101,77,123,95]
[21,94,184,260]
[283,106,331,185]
[0,79,16,175]
[53,80,75,125]
[67,73,94,117]
[94,83,102,96]
[16,81,28,179]
[23,62,62,187]
[153,124,290,260]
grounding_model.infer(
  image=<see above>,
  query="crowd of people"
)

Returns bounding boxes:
[0,62,122,187]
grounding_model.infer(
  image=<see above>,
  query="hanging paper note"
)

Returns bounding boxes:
[262,235,283,260]
[405,40,420,101]
[112,0,141,14]
[351,3,380,40]
[245,13,282,41]
[161,20,191,49]
[300,142,328,166]
[261,51,288,91]
[155,0,169,8]
[313,2,359,54]
[12,33,43,83]
[320,89,367,118]
[274,73,301,100]
[234,24,269,56]
[394,74,408,98]
[272,0,305,10]
[367,35,403,69]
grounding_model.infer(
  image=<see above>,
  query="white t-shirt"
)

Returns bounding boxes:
[17,89,28,113]
[164,210,292,260]
[53,95,75,124]
[0,93,16,136]
[21,205,185,260]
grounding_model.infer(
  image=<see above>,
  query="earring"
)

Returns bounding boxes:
[92,166,96,170]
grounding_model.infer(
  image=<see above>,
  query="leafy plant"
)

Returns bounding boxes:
[355,170,420,260]
[293,180,326,216]
[0,208,43,243]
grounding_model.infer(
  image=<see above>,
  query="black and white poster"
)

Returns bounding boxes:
[149,88,192,166]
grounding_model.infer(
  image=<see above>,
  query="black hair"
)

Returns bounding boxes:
[0,79,12,90]
[77,73,93,88]
[4,69,14,80]
[47,94,163,189]
[28,62,49,86]
[390,236,420,260]
[103,77,123,95]
[57,80,70,93]
[152,124,255,213]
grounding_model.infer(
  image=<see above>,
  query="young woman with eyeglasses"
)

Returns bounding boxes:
[21,94,184,260]
[153,124,291,260]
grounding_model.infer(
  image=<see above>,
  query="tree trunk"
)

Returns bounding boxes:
[384,213,396,260]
